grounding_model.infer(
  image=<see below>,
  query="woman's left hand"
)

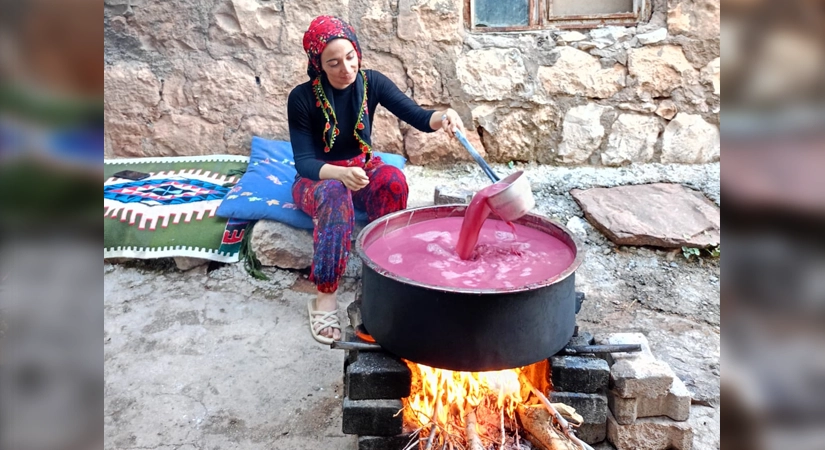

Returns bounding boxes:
[439,109,465,136]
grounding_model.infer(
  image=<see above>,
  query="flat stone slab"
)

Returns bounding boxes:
[571,183,720,248]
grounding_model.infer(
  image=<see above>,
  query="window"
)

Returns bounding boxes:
[468,0,650,31]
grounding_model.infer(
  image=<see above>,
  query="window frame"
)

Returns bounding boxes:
[465,0,651,32]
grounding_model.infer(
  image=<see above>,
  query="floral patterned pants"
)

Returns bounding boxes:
[292,154,408,293]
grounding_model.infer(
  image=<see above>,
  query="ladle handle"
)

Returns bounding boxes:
[454,129,500,182]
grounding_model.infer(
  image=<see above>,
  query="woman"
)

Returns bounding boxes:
[289,16,465,344]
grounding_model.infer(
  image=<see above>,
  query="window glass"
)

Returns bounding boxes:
[474,0,530,27]
[552,0,633,16]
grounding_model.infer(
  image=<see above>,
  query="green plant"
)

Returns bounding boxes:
[707,245,720,258]
[507,161,515,169]
[682,246,701,260]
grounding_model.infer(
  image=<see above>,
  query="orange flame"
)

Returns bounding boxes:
[405,363,524,428]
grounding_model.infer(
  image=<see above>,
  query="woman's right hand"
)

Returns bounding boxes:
[337,166,369,191]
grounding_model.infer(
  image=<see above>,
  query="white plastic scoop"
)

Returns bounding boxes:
[454,129,536,221]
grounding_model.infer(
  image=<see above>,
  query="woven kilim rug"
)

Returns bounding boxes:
[104,155,250,262]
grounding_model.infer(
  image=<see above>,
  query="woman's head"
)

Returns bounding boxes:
[302,16,362,88]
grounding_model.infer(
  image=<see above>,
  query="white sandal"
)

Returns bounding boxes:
[307,299,341,345]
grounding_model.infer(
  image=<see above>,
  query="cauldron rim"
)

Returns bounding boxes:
[355,204,584,295]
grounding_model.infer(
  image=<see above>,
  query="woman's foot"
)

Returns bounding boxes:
[308,291,341,343]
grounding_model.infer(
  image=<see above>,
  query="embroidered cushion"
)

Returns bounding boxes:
[215,136,406,229]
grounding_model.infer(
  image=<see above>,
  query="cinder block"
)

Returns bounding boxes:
[609,376,691,424]
[347,351,411,400]
[575,422,607,445]
[611,357,675,399]
[607,410,693,450]
[358,432,416,450]
[549,391,608,424]
[342,397,404,436]
[551,356,609,393]
[434,186,474,205]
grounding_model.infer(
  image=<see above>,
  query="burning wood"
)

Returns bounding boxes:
[402,362,589,450]
[517,405,579,450]
[465,410,485,450]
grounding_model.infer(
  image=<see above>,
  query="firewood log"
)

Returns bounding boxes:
[516,405,579,450]
[465,410,485,450]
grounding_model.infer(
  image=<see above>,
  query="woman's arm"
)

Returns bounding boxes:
[319,164,370,191]
[428,108,464,135]
[287,87,326,180]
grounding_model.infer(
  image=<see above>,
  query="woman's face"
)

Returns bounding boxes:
[320,38,359,89]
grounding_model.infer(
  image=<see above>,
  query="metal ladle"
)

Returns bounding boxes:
[454,128,536,221]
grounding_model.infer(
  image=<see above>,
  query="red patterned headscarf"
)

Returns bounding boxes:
[302,15,363,79]
[301,16,371,158]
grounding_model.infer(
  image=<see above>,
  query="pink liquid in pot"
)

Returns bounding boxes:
[364,217,575,290]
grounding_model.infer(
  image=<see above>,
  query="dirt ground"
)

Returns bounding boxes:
[104,161,720,450]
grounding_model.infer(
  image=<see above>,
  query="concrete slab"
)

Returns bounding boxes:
[104,263,360,449]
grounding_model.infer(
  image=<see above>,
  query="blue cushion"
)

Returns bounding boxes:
[215,136,406,229]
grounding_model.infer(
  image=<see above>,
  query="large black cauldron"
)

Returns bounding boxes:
[355,205,584,372]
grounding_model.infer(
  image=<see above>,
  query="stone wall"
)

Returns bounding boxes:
[104,0,719,166]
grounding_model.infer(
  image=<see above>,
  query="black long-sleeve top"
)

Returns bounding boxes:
[288,69,437,180]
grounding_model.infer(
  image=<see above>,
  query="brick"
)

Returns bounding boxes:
[434,186,474,205]
[549,391,608,424]
[611,357,675,399]
[551,356,609,393]
[342,397,404,436]
[358,432,416,450]
[607,410,693,450]
[575,422,607,445]
[609,376,691,424]
[347,351,411,400]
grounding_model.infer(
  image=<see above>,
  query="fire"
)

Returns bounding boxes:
[404,362,528,448]
[407,364,523,424]
[401,360,582,450]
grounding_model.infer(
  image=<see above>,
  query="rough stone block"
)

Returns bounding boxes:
[551,356,609,393]
[173,257,208,271]
[607,411,693,450]
[609,376,691,424]
[549,391,608,424]
[575,422,607,445]
[347,352,411,400]
[250,220,313,269]
[343,253,363,278]
[342,397,404,436]
[611,357,675,399]
[434,185,474,205]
